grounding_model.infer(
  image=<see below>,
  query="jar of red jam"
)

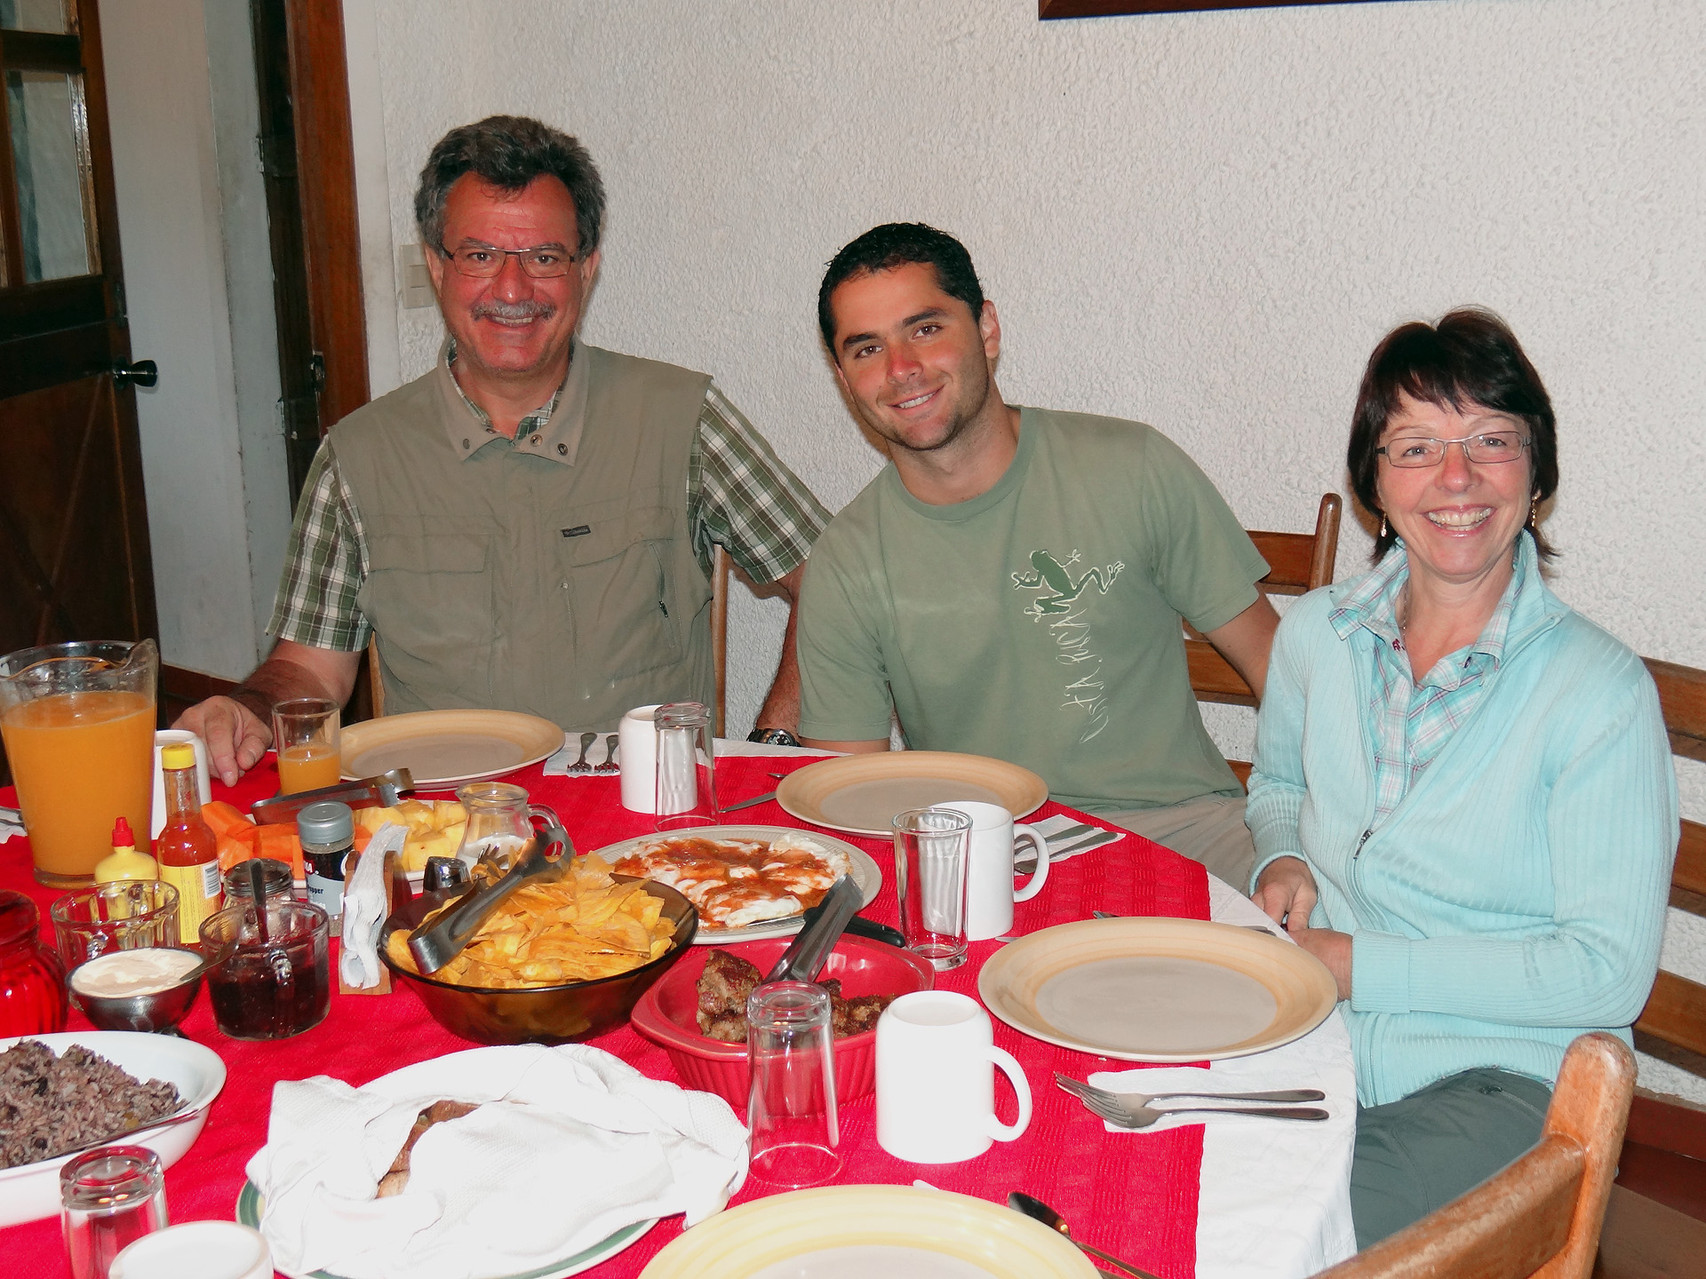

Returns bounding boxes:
[0,890,68,1035]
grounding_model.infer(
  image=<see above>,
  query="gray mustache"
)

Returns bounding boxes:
[472,300,555,321]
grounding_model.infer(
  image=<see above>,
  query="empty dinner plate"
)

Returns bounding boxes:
[978,917,1338,1062]
[776,752,1048,837]
[639,1185,1094,1278]
[337,709,565,789]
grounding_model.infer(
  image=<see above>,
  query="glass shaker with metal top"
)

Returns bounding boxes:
[297,802,354,937]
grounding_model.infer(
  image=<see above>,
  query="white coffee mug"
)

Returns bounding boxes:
[945,801,1049,941]
[876,990,1032,1163]
[618,704,662,812]
[150,729,212,838]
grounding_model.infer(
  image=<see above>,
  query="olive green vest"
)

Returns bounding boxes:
[333,344,714,731]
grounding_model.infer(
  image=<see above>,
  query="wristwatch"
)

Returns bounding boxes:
[747,728,801,747]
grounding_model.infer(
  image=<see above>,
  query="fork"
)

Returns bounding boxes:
[593,733,619,774]
[1055,1072,1323,1111]
[1072,1092,1329,1130]
[567,731,598,774]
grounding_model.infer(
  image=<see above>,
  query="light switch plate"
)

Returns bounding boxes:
[400,243,435,309]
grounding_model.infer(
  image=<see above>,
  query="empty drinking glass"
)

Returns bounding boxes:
[746,981,841,1187]
[891,806,973,970]
[653,701,718,830]
[61,1146,167,1279]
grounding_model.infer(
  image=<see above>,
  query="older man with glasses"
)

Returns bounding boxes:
[180,116,828,785]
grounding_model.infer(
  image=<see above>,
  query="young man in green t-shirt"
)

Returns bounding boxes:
[797,223,1278,889]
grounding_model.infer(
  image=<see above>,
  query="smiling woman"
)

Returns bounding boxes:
[1246,307,1679,1249]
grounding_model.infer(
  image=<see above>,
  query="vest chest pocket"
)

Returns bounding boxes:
[556,505,685,682]
[358,534,495,706]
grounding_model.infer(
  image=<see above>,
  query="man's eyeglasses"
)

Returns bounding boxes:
[440,243,578,279]
[1376,431,1531,468]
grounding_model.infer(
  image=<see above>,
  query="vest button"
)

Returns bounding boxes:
[461,438,470,449]
[557,442,567,456]
[530,434,542,446]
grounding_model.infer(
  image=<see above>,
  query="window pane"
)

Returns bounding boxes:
[0,0,68,34]
[6,69,96,282]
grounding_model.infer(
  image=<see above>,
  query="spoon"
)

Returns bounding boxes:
[1007,1192,1161,1279]
[250,861,270,943]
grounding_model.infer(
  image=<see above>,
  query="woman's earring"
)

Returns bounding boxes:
[1379,514,1388,540]
[1528,497,1538,528]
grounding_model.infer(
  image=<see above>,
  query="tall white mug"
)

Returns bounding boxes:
[150,730,211,837]
[945,801,1049,941]
[618,705,662,813]
[876,990,1032,1163]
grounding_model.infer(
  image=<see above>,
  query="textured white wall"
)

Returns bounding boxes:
[346,0,1705,1089]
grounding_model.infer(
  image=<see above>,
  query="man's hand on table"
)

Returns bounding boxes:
[178,694,271,787]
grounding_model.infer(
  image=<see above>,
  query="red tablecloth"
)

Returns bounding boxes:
[2,753,1210,1277]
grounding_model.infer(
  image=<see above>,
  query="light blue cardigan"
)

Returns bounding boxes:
[1247,535,1679,1107]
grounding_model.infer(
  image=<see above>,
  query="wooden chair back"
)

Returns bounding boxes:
[1187,492,1343,709]
[1317,1033,1635,1279]
[1633,657,1706,1070]
[711,544,729,738]
[365,633,385,719]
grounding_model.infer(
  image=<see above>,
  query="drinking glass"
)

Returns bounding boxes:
[746,981,841,1187]
[0,639,158,885]
[271,697,341,794]
[199,900,331,1039]
[50,882,181,971]
[653,701,718,830]
[891,807,973,970]
[60,1146,167,1279]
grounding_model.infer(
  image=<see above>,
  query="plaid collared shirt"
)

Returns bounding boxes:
[268,353,828,651]
[1329,542,1520,825]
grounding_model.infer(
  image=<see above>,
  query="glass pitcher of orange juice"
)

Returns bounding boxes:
[0,640,158,886]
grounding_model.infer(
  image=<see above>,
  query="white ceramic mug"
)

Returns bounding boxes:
[945,801,1049,941]
[876,990,1032,1163]
[617,704,662,812]
[150,729,211,838]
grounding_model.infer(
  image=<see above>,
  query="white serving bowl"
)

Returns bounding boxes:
[0,1030,226,1227]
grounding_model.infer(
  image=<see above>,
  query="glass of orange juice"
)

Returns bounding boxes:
[272,697,342,794]
[0,640,159,886]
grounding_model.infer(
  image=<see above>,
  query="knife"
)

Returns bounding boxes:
[250,769,414,824]
[721,789,777,813]
[765,873,863,983]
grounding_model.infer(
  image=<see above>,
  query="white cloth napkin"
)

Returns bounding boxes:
[1031,813,1123,860]
[245,1044,749,1279]
[338,824,408,990]
[543,730,615,776]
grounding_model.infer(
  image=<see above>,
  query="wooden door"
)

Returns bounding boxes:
[0,0,156,783]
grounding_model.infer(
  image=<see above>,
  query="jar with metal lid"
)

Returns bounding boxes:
[297,801,354,937]
[0,889,68,1036]
[221,858,295,905]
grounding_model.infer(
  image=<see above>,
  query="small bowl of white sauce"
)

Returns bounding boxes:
[70,947,206,1033]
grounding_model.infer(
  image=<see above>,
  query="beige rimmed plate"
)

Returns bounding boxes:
[338,709,565,788]
[639,1185,1095,1278]
[584,826,881,943]
[978,917,1338,1062]
[776,751,1048,837]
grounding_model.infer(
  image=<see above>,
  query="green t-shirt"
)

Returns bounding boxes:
[798,407,1267,812]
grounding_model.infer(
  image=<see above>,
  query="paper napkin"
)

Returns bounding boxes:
[246,1044,748,1279]
[0,808,23,844]
[338,823,407,990]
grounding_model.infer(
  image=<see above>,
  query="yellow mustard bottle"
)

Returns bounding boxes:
[93,816,158,884]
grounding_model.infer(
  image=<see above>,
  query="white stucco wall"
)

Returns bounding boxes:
[339,0,1704,1090]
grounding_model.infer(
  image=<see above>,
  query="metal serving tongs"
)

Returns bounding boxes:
[249,769,415,825]
[764,874,864,983]
[407,823,574,974]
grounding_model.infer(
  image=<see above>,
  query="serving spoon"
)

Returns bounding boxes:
[1007,1192,1160,1279]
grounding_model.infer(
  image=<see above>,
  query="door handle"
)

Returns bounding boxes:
[111,359,158,389]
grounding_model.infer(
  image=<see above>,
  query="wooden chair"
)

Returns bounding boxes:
[1317,1032,1636,1279]
[1189,492,1342,786]
[1593,658,1706,1276]
[365,633,385,719]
